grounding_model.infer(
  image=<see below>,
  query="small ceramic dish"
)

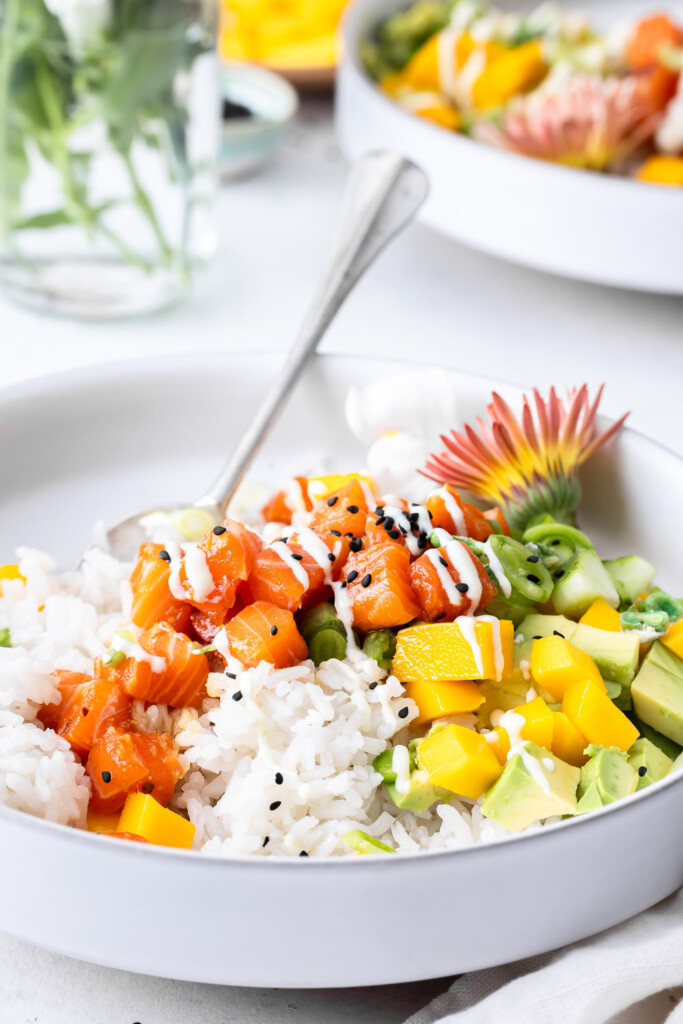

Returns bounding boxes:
[220,62,299,178]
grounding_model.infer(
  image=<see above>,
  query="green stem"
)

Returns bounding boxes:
[123,149,174,266]
[99,223,153,272]
[0,0,20,242]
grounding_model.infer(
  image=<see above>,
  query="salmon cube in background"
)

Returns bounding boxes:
[392,619,514,683]
[221,601,308,669]
[308,478,369,538]
[423,484,493,541]
[130,543,191,632]
[409,541,496,621]
[261,477,312,525]
[87,728,184,814]
[343,543,421,633]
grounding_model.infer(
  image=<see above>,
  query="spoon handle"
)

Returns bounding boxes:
[195,151,429,514]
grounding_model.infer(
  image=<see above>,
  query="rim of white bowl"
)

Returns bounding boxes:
[0,349,681,866]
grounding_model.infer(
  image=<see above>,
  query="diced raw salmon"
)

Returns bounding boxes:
[309,479,369,539]
[409,541,497,621]
[261,477,312,525]
[57,676,133,757]
[130,543,192,632]
[178,520,262,623]
[424,485,493,542]
[363,513,407,549]
[247,541,328,612]
[343,543,421,633]
[221,601,308,669]
[129,623,209,708]
[38,670,92,732]
[87,728,184,814]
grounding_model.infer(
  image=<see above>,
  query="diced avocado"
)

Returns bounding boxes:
[552,549,619,619]
[484,592,535,627]
[671,751,683,774]
[570,622,639,688]
[385,770,444,812]
[629,715,682,761]
[632,642,683,745]
[603,680,632,712]
[517,614,578,643]
[604,556,657,606]
[480,742,580,833]
[577,744,637,806]
[627,737,673,790]
[341,830,395,854]
[576,781,605,814]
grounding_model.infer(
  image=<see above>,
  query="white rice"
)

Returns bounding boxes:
[0,543,517,855]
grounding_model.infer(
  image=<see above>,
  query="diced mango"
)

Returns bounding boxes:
[415,104,461,131]
[0,563,24,595]
[403,678,484,726]
[306,473,375,502]
[117,793,196,850]
[661,619,683,661]
[472,40,548,110]
[418,724,502,799]
[488,696,554,763]
[579,598,622,633]
[551,711,589,767]
[86,810,121,835]
[562,679,640,752]
[636,155,683,187]
[530,636,605,701]
[393,619,514,683]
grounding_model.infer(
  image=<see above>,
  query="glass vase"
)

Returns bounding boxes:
[0,0,219,318]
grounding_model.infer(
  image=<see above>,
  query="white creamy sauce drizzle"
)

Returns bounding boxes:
[542,758,555,772]
[437,25,461,100]
[526,687,538,703]
[454,614,505,680]
[431,526,453,547]
[453,47,487,109]
[165,541,189,602]
[109,635,166,674]
[481,537,512,598]
[499,709,526,749]
[519,659,531,681]
[183,544,215,603]
[333,580,362,662]
[290,527,334,584]
[392,745,412,795]
[445,541,483,609]
[271,540,310,590]
[358,480,377,512]
[426,549,466,611]
[457,615,484,676]
[428,487,467,536]
[214,627,245,676]
[284,477,309,518]
[511,741,552,795]
[398,90,445,113]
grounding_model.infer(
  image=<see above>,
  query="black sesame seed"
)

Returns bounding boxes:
[225,671,237,679]
[328,553,336,562]
[439,555,448,568]
[327,496,338,507]
[341,581,347,589]
[232,690,243,702]
[375,516,386,526]
[159,550,171,562]
[375,506,384,515]
[269,800,281,811]
[142,782,155,794]
[275,772,284,785]
[213,525,226,536]
[533,635,542,640]
[398,707,409,719]
[527,573,541,584]
[638,765,647,777]
[263,836,270,847]
[553,630,565,638]
[417,534,428,549]
[388,529,401,539]
[554,569,565,579]
[347,570,359,583]
[291,553,303,561]
[399,524,408,534]
[369,681,378,690]
[361,574,372,588]
[101,771,112,784]
[434,612,446,622]
[526,555,539,563]
[345,532,355,539]
[299,851,309,857]
[551,539,561,546]
[346,505,359,514]
[350,538,363,552]
[270,625,278,636]
[456,582,469,593]
[428,511,433,520]
[327,596,335,605]
[409,512,419,523]
[330,529,341,537]
[384,517,395,530]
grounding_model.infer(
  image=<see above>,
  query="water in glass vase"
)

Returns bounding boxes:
[0,0,219,318]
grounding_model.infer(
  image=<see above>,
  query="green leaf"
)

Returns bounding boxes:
[12,209,73,230]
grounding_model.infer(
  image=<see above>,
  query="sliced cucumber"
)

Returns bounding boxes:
[486,534,554,604]
[552,548,619,619]
[516,613,578,643]
[522,522,593,566]
[603,555,657,606]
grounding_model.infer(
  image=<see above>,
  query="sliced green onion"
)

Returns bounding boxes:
[297,602,347,666]
[363,629,397,672]
[341,830,395,855]
[171,507,217,541]
[636,589,683,623]
[0,627,11,648]
[522,522,593,565]
[620,608,669,635]
[487,534,554,604]
[104,648,127,668]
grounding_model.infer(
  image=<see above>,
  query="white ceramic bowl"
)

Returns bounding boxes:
[1,353,682,987]
[337,0,683,294]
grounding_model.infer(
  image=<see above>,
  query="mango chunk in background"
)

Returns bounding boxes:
[393,619,513,683]
[637,155,683,186]
[530,636,605,701]
[403,678,484,726]
[86,810,121,835]
[418,724,502,799]
[579,597,622,633]
[118,793,196,850]
[472,40,548,110]
[562,679,639,752]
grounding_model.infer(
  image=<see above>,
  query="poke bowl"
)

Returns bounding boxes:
[336,0,683,293]
[1,351,683,987]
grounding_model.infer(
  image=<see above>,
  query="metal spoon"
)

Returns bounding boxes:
[103,152,429,560]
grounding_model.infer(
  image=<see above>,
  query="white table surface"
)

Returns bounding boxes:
[1,98,681,1023]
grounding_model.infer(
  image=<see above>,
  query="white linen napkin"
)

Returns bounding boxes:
[406,889,683,1024]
